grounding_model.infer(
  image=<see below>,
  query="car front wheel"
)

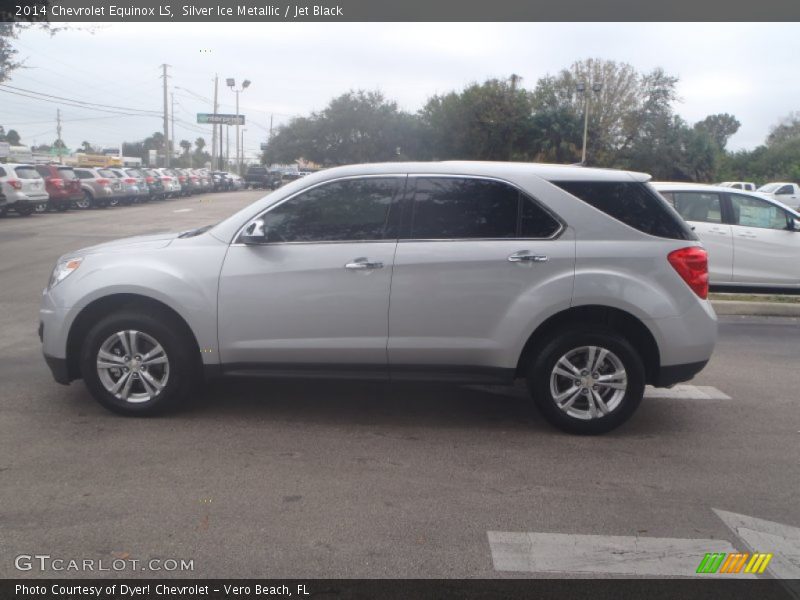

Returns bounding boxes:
[80,309,198,416]
[528,328,645,434]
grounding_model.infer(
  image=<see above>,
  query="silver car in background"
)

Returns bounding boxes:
[0,163,49,216]
[40,162,717,434]
[72,167,116,209]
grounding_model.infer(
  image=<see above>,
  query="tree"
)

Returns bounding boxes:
[5,128,20,145]
[766,112,800,146]
[421,76,538,161]
[694,113,740,150]
[264,90,420,165]
[179,139,191,155]
[1,22,66,84]
[80,140,95,153]
[531,59,679,166]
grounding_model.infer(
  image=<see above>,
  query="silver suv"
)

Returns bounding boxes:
[40,162,717,433]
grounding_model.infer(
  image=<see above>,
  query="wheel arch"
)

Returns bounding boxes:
[515,305,661,385]
[65,293,202,381]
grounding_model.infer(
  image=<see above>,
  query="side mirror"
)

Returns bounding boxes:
[790,218,800,232]
[240,218,268,244]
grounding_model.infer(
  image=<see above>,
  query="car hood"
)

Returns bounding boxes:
[74,231,179,256]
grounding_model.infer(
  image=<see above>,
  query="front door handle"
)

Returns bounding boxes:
[345,258,384,270]
[508,251,549,263]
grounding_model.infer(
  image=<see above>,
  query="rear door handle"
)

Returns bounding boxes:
[508,251,549,263]
[345,258,384,270]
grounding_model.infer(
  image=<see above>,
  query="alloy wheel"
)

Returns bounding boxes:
[96,330,170,403]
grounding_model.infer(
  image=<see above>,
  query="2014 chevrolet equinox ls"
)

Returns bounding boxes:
[40,162,717,434]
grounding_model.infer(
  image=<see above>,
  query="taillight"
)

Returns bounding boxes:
[96,178,110,185]
[668,247,708,299]
[124,178,136,184]
[8,179,22,190]
[50,178,64,188]
[178,176,186,182]
[145,176,154,184]
[161,176,171,182]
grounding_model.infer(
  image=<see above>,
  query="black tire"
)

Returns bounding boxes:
[15,203,35,216]
[80,309,198,416]
[55,201,70,212]
[527,328,645,435]
[73,192,93,210]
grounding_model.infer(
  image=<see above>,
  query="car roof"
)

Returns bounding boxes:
[303,161,651,183]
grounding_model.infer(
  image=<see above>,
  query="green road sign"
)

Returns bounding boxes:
[197,113,245,125]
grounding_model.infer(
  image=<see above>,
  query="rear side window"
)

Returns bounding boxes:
[0,167,6,177]
[408,177,561,240]
[97,169,116,178]
[666,191,723,224]
[552,180,695,240]
[15,167,41,179]
[58,168,77,180]
[74,170,93,179]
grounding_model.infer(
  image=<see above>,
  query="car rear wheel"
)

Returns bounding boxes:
[527,328,645,434]
[80,309,198,416]
[73,192,92,210]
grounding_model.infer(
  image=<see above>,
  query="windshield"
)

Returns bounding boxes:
[758,183,780,192]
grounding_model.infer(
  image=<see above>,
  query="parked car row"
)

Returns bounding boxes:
[717,181,800,210]
[0,164,244,216]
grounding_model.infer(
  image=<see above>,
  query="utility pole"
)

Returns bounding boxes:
[160,64,170,167]
[170,91,175,165]
[269,113,273,139]
[211,74,219,170]
[56,108,63,164]
[225,125,229,169]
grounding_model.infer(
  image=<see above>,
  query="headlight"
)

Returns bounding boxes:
[48,257,83,289]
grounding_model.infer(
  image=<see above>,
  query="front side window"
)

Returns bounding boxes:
[729,194,789,230]
[260,177,402,243]
[408,177,560,240]
[553,180,696,240]
[776,185,794,195]
[670,192,723,224]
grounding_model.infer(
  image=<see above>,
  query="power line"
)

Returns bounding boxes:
[0,83,161,115]
[0,87,163,118]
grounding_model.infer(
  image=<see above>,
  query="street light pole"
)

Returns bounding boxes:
[227,77,250,175]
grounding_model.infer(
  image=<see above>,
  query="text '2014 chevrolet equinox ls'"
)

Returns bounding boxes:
[40,162,717,434]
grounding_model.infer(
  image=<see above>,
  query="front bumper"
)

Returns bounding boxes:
[44,352,71,385]
[652,360,709,387]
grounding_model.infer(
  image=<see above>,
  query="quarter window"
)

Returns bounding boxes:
[670,192,723,224]
[261,178,401,243]
[729,194,789,230]
[408,177,560,239]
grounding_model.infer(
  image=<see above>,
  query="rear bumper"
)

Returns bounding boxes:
[652,360,709,388]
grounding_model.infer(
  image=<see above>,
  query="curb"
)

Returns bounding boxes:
[711,300,800,317]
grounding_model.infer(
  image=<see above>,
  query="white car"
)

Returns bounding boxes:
[0,163,49,216]
[655,182,800,288]
[717,181,756,192]
[756,182,800,210]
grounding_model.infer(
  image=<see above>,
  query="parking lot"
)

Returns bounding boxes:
[1,189,799,580]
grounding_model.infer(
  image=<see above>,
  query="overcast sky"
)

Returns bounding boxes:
[2,22,798,159]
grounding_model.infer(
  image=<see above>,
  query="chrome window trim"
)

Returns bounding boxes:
[232,172,567,246]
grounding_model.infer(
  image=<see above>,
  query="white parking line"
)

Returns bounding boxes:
[487,531,746,578]
[173,208,192,213]
[714,509,800,581]
[645,385,731,400]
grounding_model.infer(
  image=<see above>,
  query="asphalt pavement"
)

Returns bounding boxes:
[0,190,798,580]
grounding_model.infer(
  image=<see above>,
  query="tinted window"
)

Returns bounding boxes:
[729,194,789,230]
[776,185,794,195]
[0,167,6,177]
[261,178,401,242]
[97,169,116,178]
[14,167,41,179]
[408,177,558,239]
[553,181,695,240]
[57,168,77,180]
[35,165,50,177]
[669,192,723,224]
[74,170,93,179]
